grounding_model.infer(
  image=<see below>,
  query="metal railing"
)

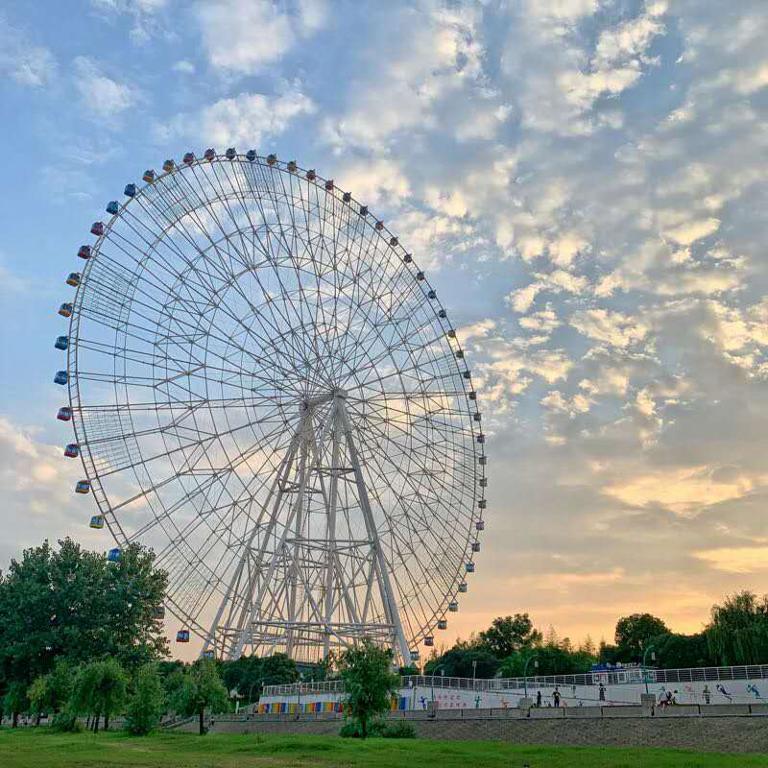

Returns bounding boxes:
[262,664,768,697]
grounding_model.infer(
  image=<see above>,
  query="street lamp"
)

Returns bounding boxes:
[430,666,445,711]
[296,672,304,719]
[642,645,656,695]
[472,659,477,685]
[523,654,539,699]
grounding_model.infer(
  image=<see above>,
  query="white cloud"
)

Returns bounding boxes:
[199,89,316,147]
[0,23,56,87]
[195,0,327,74]
[571,308,650,349]
[73,57,140,117]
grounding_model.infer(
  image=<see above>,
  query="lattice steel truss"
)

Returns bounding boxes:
[62,151,487,663]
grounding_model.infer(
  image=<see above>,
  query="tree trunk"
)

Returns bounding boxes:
[35,712,41,726]
[104,712,110,731]
[198,709,204,736]
[360,716,367,739]
[12,712,18,728]
[93,713,100,733]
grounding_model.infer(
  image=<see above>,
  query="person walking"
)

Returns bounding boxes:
[552,688,561,708]
[599,682,606,702]
[536,690,542,708]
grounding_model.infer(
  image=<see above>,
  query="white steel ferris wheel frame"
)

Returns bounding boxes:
[62,151,487,665]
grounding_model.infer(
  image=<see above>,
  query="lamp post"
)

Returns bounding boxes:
[642,645,656,695]
[430,666,445,710]
[523,655,539,699]
[296,672,304,719]
[472,659,477,685]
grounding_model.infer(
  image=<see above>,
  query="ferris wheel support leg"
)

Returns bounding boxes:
[231,407,317,658]
[204,419,305,659]
[285,423,311,658]
[338,400,411,666]
[323,398,342,658]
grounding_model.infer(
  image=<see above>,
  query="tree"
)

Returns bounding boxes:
[70,659,127,732]
[27,659,74,725]
[126,664,165,735]
[424,646,500,678]
[478,614,542,658]
[339,641,399,739]
[614,614,669,661]
[260,653,298,687]
[0,538,168,696]
[651,632,714,669]
[173,659,229,735]
[706,591,768,666]
[3,681,28,728]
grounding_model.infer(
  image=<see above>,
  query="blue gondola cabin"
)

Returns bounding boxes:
[466,561,475,573]
[54,370,68,385]
[64,443,79,458]
[58,303,73,318]
[225,147,236,160]
[124,183,137,197]
[106,201,119,215]
[89,515,104,529]
[176,629,190,643]
[162,159,175,172]
[458,581,468,593]
[476,519,485,531]
[78,245,91,260]
[245,150,257,162]
[202,649,215,659]
[448,601,458,612]
[142,169,155,183]
[90,222,104,236]
[55,335,68,350]
[107,548,121,562]
[66,272,81,287]
[437,619,447,630]
[57,406,72,421]
[152,606,166,619]
[75,479,91,494]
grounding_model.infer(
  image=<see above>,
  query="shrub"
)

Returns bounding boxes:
[51,711,81,732]
[340,719,415,738]
[382,721,416,738]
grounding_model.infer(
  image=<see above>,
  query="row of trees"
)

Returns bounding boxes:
[3,656,228,735]
[423,591,768,679]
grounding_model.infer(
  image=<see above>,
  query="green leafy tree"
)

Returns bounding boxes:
[0,538,168,695]
[339,640,399,739]
[27,676,47,725]
[260,653,298,687]
[70,659,127,732]
[27,659,74,725]
[173,659,229,735]
[479,614,542,658]
[3,681,28,728]
[614,613,669,661]
[706,591,768,666]
[424,646,500,678]
[650,632,714,669]
[125,664,165,735]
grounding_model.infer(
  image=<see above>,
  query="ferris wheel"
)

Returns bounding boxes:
[53,149,487,664]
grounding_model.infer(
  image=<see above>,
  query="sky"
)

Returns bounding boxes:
[0,0,767,654]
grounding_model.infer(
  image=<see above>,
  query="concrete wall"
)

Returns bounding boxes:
[183,709,768,753]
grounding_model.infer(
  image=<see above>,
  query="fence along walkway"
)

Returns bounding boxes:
[262,664,768,698]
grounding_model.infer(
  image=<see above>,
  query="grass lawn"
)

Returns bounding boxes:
[0,729,765,768]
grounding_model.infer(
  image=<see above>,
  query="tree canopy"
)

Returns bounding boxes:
[173,659,229,735]
[614,613,669,661]
[478,614,542,658]
[0,538,168,695]
[339,640,399,738]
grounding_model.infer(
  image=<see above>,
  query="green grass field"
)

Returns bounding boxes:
[0,730,765,768]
